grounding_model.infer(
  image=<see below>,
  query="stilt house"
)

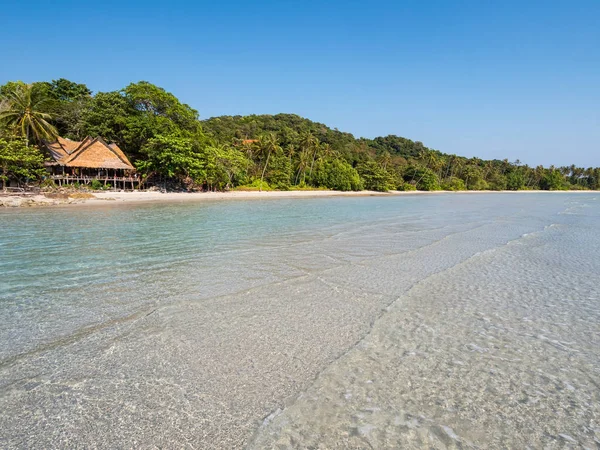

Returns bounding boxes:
[44,136,138,189]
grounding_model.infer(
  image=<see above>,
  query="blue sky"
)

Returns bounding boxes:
[1,0,598,166]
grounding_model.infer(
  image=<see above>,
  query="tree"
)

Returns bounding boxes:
[404,166,441,191]
[358,160,394,191]
[80,91,131,144]
[36,79,92,139]
[137,133,205,186]
[81,82,202,159]
[299,131,319,181]
[312,159,363,191]
[124,81,199,132]
[256,133,280,191]
[266,154,292,190]
[46,78,92,102]
[461,165,487,190]
[540,169,567,190]
[204,144,250,189]
[376,151,392,171]
[486,171,508,190]
[295,146,312,185]
[0,84,57,144]
[0,136,45,190]
[506,170,525,190]
[441,176,466,191]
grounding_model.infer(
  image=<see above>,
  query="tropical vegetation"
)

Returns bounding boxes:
[1,78,598,192]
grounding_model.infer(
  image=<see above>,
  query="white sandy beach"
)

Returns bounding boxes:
[92,189,597,203]
[1,189,597,208]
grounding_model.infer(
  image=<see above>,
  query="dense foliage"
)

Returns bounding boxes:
[0,78,598,192]
[0,137,45,190]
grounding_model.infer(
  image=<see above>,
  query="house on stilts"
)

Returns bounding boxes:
[44,136,138,189]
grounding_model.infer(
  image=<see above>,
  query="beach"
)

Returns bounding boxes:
[1,193,599,448]
[0,188,596,208]
[1,1,598,446]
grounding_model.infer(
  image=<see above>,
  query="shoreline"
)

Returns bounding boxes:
[0,189,598,208]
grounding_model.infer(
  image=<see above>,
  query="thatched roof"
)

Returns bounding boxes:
[44,136,134,170]
[45,136,75,161]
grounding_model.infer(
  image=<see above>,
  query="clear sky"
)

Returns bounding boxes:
[1,0,598,167]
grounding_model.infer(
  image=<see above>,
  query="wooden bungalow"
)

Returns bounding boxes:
[44,136,138,189]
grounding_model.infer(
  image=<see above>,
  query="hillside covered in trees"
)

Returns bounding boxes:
[1,78,598,192]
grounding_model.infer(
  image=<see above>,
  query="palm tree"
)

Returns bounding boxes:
[429,153,445,180]
[285,143,297,164]
[377,151,392,171]
[298,132,319,181]
[444,154,456,180]
[295,148,312,185]
[0,84,57,144]
[482,160,494,182]
[319,143,335,162]
[257,133,280,192]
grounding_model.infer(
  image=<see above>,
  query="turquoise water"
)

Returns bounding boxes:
[1,193,599,448]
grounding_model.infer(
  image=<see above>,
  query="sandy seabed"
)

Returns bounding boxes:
[0,191,600,449]
[1,193,598,449]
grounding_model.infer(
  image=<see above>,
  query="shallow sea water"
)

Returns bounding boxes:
[1,193,598,448]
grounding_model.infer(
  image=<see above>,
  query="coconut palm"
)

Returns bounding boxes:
[0,84,57,144]
[376,151,392,171]
[256,133,280,191]
[295,147,312,185]
[298,132,319,180]
[284,143,297,164]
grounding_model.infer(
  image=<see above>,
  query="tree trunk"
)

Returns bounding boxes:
[309,150,317,180]
[259,150,271,192]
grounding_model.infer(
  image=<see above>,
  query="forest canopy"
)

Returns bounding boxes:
[1,78,598,192]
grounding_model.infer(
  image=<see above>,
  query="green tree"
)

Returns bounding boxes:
[461,165,487,190]
[295,146,312,185]
[540,169,568,190]
[506,170,525,190]
[404,167,441,191]
[0,136,45,190]
[297,131,319,181]
[204,144,250,189]
[441,176,466,191]
[124,81,199,132]
[358,160,394,191]
[45,78,92,102]
[266,154,292,190]
[137,133,206,186]
[256,133,281,191]
[486,171,508,190]
[36,79,92,139]
[81,82,202,159]
[312,159,363,191]
[81,91,131,143]
[0,84,57,144]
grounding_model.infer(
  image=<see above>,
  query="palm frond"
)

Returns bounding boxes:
[0,83,57,143]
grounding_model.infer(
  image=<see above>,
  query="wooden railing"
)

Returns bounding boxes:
[49,175,140,189]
